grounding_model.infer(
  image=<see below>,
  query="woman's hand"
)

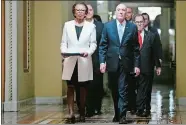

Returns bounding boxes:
[81,52,88,57]
[61,53,69,58]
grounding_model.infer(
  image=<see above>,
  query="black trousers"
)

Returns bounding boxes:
[108,60,130,119]
[86,71,104,114]
[128,74,136,111]
[136,73,154,111]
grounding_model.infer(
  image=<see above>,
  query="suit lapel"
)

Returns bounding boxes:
[71,20,78,42]
[140,30,148,50]
[78,21,87,42]
[121,21,130,45]
[94,20,99,39]
[113,20,120,45]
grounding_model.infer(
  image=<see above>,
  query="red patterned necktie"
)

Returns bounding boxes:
[138,31,142,48]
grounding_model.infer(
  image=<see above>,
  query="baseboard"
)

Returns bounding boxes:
[4,98,34,111]
[3,96,67,111]
[34,96,67,105]
[4,101,19,111]
[1,103,4,112]
[177,97,186,106]
[62,95,67,104]
[18,98,35,109]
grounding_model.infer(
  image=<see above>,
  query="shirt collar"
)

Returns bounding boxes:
[138,29,144,34]
[116,19,126,27]
[141,30,144,34]
[145,26,148,31]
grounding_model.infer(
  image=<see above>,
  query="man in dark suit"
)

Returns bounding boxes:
[126,7,133,22]
[93,14,102,23]
[141,13,162,112]
[142,13,162,63]
[134,14,161,117]
[99,3,140,124]
[125,7,137,115]
[73,4,103,117]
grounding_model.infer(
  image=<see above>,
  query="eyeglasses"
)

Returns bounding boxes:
[75,9,86,12]
[135,21,144,24]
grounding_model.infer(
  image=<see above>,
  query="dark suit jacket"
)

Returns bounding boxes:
[140,30,161,74]
[92,20,104,72]
[99,19,140,72]
[148,26,162,60]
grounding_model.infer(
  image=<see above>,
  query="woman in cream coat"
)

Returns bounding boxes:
[60,2,96,123]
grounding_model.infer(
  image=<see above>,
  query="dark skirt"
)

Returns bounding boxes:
[66,61,89,87]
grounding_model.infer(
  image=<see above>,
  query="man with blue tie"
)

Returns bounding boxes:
[99,3,140,124]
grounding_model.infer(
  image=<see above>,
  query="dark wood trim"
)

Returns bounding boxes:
[1,0,5,102]
[23,1,29,72]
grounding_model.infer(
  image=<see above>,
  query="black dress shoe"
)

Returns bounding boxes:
[136,110,143,117]
[95,110,102,115]
[119,117,127,124]
[66,116,75,124]
[79,116,85,122]
[112,116,119,122]
[130,109,136,115]
[141,110,151,117]
[85,112,94,117]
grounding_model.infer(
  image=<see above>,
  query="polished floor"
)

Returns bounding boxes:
[2,65,185,124]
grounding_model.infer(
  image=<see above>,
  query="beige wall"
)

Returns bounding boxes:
[17,1,34,100]
[17,1,73,100]
[176,1,186,97]
[17,1,76,100]
[101,1,185,99]
[34,1,65,97]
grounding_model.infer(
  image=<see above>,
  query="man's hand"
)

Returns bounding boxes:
[156,67,161,76]
[100,63,106,73]
[134,67,140,77]
[81,52,88,57]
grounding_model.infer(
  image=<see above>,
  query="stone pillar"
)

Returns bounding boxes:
[4,1,18,111]
[160,8,170,62]
[97,1,108,23]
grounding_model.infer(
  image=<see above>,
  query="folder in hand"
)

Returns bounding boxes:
[62,53,83,57]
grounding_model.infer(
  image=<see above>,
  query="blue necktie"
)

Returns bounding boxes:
[118,24,123,43]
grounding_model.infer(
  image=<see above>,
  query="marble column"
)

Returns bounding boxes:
[160,8,170,62]
[97,1,108,23]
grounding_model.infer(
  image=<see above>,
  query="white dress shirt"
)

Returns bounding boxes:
[139,30,145,44]
[116,19,126,38]
[145,26,148,31]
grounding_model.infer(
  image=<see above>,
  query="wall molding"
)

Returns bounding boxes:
[34,96,66,105]
[177,97,186,106]
[4,1,18,112]
[18,98,35,109]
[1,103,4,112]
[4,101,19,111]
[3,96,67,112]
[3,98,34,111]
